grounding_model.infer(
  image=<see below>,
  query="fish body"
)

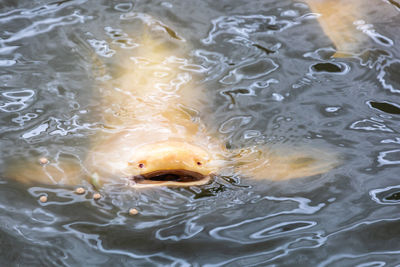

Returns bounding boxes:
[6,0,374,187]
[304,0,397,57]
[82,33,228,187]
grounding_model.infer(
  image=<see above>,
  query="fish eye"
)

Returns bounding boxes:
[138,163,145,168]
[197,161,202,166]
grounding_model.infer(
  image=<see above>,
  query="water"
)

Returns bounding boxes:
[0,0,400,265]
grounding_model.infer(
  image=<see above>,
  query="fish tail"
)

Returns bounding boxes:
[305,0,369,57]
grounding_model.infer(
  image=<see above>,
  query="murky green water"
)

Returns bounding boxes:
[1,0,400,265]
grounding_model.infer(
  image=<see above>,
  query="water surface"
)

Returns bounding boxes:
[1,0,400,265]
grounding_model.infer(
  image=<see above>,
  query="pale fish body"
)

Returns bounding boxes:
[304,0,396,57]
[7,14,355,188]
[85,33,227,187]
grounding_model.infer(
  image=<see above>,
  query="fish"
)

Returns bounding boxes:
[304,0,397,57]
[6,28,339,189]
[10,0,396,189]
[305,0,368,57]
[12,0,389,188]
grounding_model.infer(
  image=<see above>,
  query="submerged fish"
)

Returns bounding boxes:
[305,0,397,57]
[7,30,338,189]
[10,0,383,188]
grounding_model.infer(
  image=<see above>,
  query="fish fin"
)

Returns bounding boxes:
[305,0,369,57]
[233,145,339,181]
[5,157,84,186]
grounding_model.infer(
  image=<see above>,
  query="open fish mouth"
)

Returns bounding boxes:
[131,169,210,185]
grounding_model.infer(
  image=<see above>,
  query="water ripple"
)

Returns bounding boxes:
[349,118,394,133]
[219,115,252,134]
[193,49,228,81]
[209,196,325,244]
[310,62,350,75]
[220,58,278,85]
[20,114,96,140]
[22,122,49,139]
[0,89,35,112]
[319,252,400,267]
[0,0,399,265]
[370,184,400,205]
[203,14,298,45]
[104,26,138,49]
[0,0,87,22]
[377,59,400,94]
[155,214,204,241]
[377,149,400,166]
[1,11,89,45]
[205,231,326,266]
[88,39,116,58]
[354,20,394,47]
[250,220,317,239]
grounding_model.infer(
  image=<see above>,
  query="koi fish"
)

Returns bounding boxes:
[13,0,394,188]
[14,0,390,187]
[304,0,394,57]
[6,29,338,188]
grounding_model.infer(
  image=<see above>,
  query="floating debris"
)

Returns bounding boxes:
[39,157,49,165]
[39,195,48,203]
[93,193,101,200]
[75,187,85,195]
[129,208,139,216]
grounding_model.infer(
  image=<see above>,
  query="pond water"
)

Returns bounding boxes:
[1,0,400,265]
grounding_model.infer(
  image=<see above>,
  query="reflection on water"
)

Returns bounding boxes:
[0,0,400,265]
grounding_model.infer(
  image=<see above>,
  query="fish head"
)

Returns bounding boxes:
[127,141,217,187]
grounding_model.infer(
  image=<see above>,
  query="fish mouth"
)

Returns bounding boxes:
[131,169,210,186]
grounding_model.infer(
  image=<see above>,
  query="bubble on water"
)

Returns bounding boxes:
[11,112,38,125]
[0,89,35,112]
[325,107,340,113]
[114,3,133,12]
